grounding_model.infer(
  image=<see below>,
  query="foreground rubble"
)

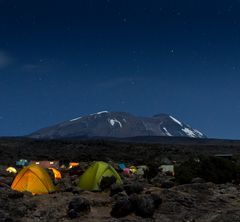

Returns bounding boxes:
[1,165,240,222]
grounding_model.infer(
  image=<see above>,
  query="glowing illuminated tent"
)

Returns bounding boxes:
[16,159,28,167]
[49,168,62,180]
[11,165,56,194]
[69,162,79,169]
[78,161,122,191]
[118,163,126,171]
[129,166,137,174]
[6,167,17,174]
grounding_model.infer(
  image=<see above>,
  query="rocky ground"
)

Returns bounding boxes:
[1,163,240,222]
[1,138,240,221]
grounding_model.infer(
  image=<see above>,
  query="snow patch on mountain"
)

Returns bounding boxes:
[182,128,197,138]
[163,127,172,136]
[193,129,204,137]
[108,118,122,128]
[70,117,82,122]
[91,111,109,115]
[169,116,183,126]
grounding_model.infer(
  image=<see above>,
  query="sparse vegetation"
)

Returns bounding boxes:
[175,156,238,184]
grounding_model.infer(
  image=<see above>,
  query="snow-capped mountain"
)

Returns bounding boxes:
[29,111,206,139]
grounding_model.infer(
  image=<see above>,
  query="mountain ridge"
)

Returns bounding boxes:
[29,111,206,139]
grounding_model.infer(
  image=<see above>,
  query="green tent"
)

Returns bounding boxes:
[78,161,122,191]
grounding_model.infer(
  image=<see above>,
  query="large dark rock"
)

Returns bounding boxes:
[68,197,91,219]
[130,194,156,218]
[130,194,161,218]
[111,195,133,218]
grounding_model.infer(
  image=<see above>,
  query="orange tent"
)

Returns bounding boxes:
[49,168,62,180]
[11,165,56,194]
[69,162,79,169]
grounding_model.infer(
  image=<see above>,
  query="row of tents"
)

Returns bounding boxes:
[10,161,123,194]
[16,159,80,169]
[8,159,175,195]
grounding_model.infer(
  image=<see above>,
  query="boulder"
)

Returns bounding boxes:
[111,195,133,218]
[68,197,91,219]
[129,193,162,218]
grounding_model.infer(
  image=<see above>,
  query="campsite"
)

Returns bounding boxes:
[2,0,240,221]
[1,137,240,221]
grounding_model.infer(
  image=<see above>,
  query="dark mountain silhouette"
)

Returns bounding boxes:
[29,111,206,139]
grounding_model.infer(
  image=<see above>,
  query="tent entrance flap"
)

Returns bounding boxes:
[78,161,122,191]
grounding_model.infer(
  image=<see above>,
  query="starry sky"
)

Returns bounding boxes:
[0,0,240,139]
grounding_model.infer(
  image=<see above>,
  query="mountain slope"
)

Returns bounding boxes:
[29,111,206,139]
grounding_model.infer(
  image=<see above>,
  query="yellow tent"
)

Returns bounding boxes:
[49,167,62,180]
[78,161,122,191]
[6,167,17,174]
[129,166,137,174]
[11,165,56,194]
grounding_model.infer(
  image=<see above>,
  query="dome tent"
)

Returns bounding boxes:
[78,161,122,191]
[49,167,62,180]
[11,165,56,194]
[68,162,79,169]
[6,167,17,174]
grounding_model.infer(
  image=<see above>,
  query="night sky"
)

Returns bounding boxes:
[0,0,240,139]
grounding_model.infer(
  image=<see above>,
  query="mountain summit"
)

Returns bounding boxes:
[29,111,206,139]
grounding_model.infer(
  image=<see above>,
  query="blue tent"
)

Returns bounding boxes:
[118,163,126,171]
[16,159,28,167]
